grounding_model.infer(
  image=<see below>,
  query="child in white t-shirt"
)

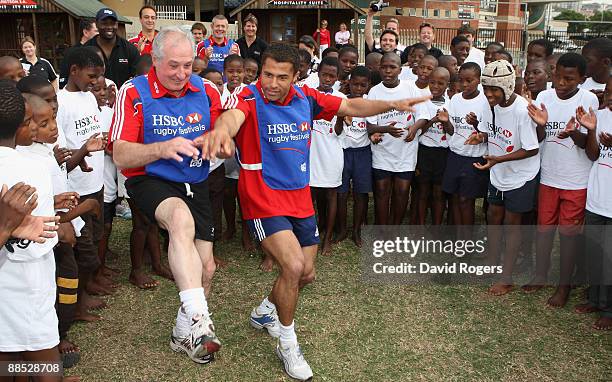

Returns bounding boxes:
[0,82,61,370]
[367,53,427,225]
[57,47,109,322]
[466,61,540,296]
[579,38,611,110]
[413,67,450,225]
[525,53,599,308]
[309,57,346,255]
[221,55,253,250]
[574,78,612,331]
[335,66,372,247]
[440,62,491,226]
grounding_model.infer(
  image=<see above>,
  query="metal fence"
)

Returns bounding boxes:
[358,28,612,67]
[156,5,187,21]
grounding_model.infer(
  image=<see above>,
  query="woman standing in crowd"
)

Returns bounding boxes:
[236,13,268,68]
[335,23,351,49]
[20,37,58,90]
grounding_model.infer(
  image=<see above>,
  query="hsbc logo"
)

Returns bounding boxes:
[299,122,309,132]
[186,112,202,124]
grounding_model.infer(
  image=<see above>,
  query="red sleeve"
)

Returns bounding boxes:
[196,41,206,58]
[108,82,143,151]
[223,85,252,120]
[204,81,222,129]
[301,85,343,122]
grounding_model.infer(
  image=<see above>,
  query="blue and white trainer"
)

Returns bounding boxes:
[276,341,313,381]
[250,307,280,338]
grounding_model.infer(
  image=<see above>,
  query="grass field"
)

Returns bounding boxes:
[67,218,611,381]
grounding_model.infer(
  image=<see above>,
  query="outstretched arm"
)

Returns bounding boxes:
[197,109,245,161]
[337,95,431,118]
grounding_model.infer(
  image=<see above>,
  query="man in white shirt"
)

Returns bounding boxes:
[457,24,485,71]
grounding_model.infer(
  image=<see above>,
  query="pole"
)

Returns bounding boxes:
[194,0,201,21]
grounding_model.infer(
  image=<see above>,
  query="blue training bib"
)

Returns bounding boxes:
[250,84,313,190]
[203,39,234,74]
[133,74,211,183]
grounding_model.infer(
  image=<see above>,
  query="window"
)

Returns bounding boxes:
[409,8,416,16]
[445,10,451,18]
[422,9,428,17]
[433,9,440,17]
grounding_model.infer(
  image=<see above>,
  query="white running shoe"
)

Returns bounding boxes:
[276,341,313,381]
[170,314,221,363]
[250,307,280,338]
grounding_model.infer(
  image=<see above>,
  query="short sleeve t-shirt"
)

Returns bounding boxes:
[0,147,57,261]
[229,82,343,219]
[535,88,599,190]
[57,89,104,196]
[579,77,606,92]
[108,69,222,179]
[586,108,612,218]
[366,80,428,172]
[448,92,491,158]
[310,89,346,188]
[419,98,449,148]
[342,95,370,149]
[482,96,540,191]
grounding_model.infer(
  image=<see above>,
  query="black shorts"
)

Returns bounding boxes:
[103,200,118,224]
[442,151,488,199]
[416,145,448,184]
[125,175,214,242]
[372,168,414,181]
[487,177,538,214]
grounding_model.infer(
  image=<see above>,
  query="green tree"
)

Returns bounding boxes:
[554,9,589,33]
[589,11,612,33]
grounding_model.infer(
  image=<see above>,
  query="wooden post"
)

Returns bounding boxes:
[218,0,224,16]
[68,15,77,46]
[317,7,321,50]
[353,10,358,49]
[194,0,201,21]
[237,11,242,39]
[32,12,39,45]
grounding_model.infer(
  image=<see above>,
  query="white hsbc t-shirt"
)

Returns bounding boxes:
[366,80,427,172]
[535,88,598,190]
[579,77,606,92]
[310,90,346,187]
[0,147,57,261]
[57,89,104,196]
[16,143,85,236]
[586,108,612,218]
[482,96,540,191]
[448,92,491,158]
[342,95,370,149]
[419,98,449,148]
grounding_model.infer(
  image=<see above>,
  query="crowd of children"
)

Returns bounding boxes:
[0,19,610,381]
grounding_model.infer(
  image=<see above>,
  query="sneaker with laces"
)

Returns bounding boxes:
[276,341,313,381]
[170,314,221,363]
[250,307,280,338]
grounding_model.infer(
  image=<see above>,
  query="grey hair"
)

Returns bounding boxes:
[151,26,195,60]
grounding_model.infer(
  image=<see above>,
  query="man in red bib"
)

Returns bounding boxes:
[200,43,429,381]
[110,26,225,365]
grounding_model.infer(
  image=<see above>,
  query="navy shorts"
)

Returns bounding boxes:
[487,177,538,214]
[416,145,448,184]
[372,168,414,181]
[246,215,320,247]
[441,151,488,199]
[338,146,373,194]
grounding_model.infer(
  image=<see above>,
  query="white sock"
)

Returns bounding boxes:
[179,287,208,319]
[258,297,276,314]
[174,305,191,337]
[279,321,297,347]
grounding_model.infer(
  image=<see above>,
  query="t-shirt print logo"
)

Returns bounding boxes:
[299,122,309,132]
[186,112,202,124]
[4,238,32,253]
